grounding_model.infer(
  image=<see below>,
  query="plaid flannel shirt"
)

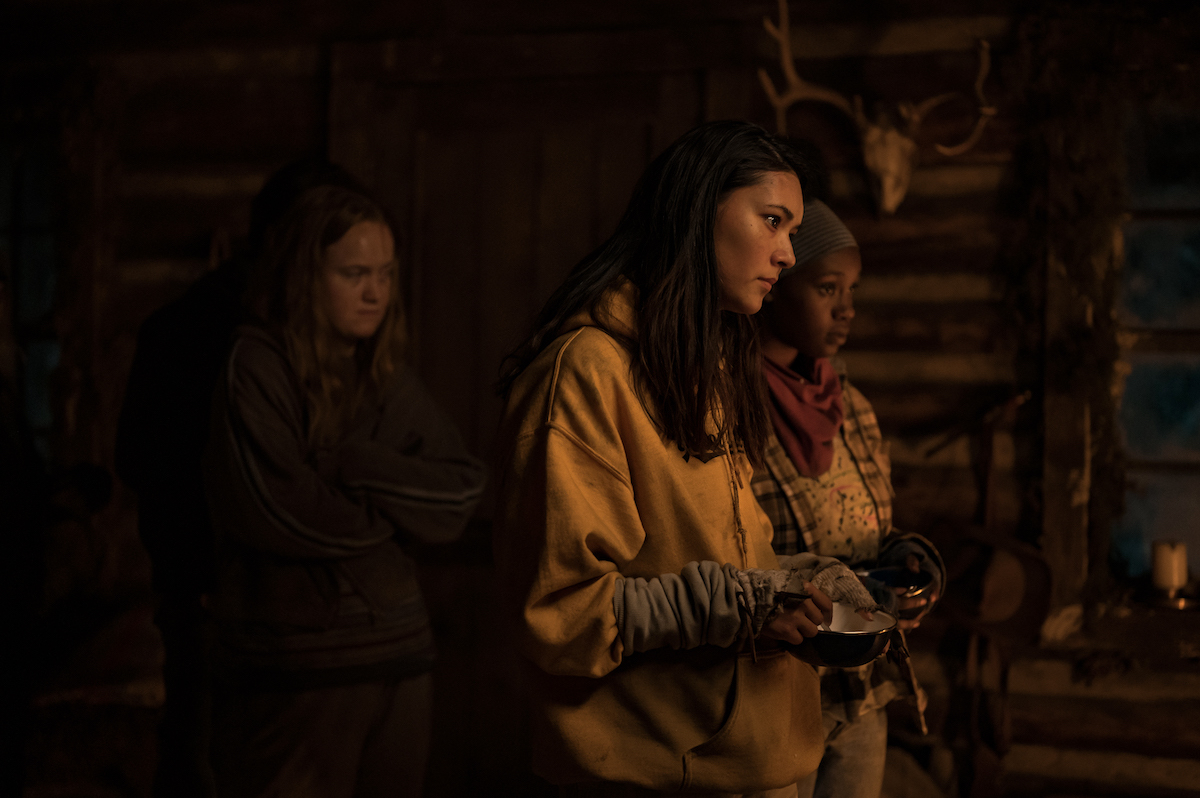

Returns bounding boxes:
[751,371,910,722]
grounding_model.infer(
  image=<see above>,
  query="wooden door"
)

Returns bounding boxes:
[329,36,706,517]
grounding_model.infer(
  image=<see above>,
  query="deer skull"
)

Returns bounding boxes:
[760,0,996,215]
[858,110,919,216]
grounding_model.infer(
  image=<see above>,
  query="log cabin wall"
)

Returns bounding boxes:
[769,17,1026,542]
[10,4,1200,796]
[79,45,329,465]
[10,0,1032,584]
[325,7,1027,546]
[2,44,335,623]
[3,1,1060,794]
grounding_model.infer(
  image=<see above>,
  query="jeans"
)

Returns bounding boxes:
[795,707,888,798]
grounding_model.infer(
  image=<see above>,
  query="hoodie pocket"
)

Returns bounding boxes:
[681,648,823,793]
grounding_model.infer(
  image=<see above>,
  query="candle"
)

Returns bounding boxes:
[1151,540,1189,592]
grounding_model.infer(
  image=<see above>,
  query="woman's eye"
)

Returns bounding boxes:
[766,215,781,228]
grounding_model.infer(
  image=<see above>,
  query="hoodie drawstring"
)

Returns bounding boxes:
[721,438,749,569]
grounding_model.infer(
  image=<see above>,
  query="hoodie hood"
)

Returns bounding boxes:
[558,277,639,341]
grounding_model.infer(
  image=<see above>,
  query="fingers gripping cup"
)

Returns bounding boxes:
[785,602,897,668]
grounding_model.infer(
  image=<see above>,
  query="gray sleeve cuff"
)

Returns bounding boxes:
[612,561,744,654]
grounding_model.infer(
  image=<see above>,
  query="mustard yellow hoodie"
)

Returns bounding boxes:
[493,282,823,792]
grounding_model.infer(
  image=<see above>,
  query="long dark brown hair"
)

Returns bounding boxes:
[499,121,807,464]
[247,184,405,445]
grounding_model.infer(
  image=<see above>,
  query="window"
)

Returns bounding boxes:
[1112,105,1200,580]
[2,135,60,464]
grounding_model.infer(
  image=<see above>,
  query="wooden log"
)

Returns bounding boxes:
[333,27,744,83]
[338,18,1014,85]
[411,73,662,130]
[884,427,1015,472]
[781,16,1011,60]
[908,163,1007,198]
[850,308,1000,354]
[108,47,321,81]
[846,213,1002,250]
[829,163,1007,202]
[5,4,1015,60]
[115,196,249,260]
[858,245,1000,277]
[855,273,999,304]
[889,465,979,529]
[115,258,209,285]
[839,351,1015,384]
[120,171,265,198]
[1003,744,1200,794]
[887,434,972,468]
[1009,657,1200,701]
[864,387,1011,431]
[120,77,324,164]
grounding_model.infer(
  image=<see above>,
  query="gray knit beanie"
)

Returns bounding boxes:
[787,199,857,273]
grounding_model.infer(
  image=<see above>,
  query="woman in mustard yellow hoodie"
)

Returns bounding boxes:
[494,121,880,797]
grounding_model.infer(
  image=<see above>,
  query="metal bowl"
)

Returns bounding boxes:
[862,566,934,620]
[785,602,897,668]
[862,566,933,598]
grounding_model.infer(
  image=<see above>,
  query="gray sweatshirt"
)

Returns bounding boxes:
[205,326,486,686]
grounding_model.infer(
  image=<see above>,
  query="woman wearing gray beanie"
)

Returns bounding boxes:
[752,199,946,798]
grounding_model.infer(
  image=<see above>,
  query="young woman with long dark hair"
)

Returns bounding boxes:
[494,121,878,797]
[205,184,486,797]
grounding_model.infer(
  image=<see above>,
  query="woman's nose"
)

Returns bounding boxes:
[363,273,386,302]
[776,244,796,270]
[835,292,855,319]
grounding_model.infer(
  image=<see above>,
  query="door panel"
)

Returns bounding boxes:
[331,54,701,491]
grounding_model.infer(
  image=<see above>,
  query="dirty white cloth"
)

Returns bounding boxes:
[614,556,877,653]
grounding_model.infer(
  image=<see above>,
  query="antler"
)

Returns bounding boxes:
[758,0,855,135]
[757,4,999,216]
[934,39,997,156]
[898,92,959,135]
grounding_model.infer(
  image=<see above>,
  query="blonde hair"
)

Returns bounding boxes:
[248,185,406,444]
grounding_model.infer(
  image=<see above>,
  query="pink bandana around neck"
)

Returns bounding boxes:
[762,355,845,478]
